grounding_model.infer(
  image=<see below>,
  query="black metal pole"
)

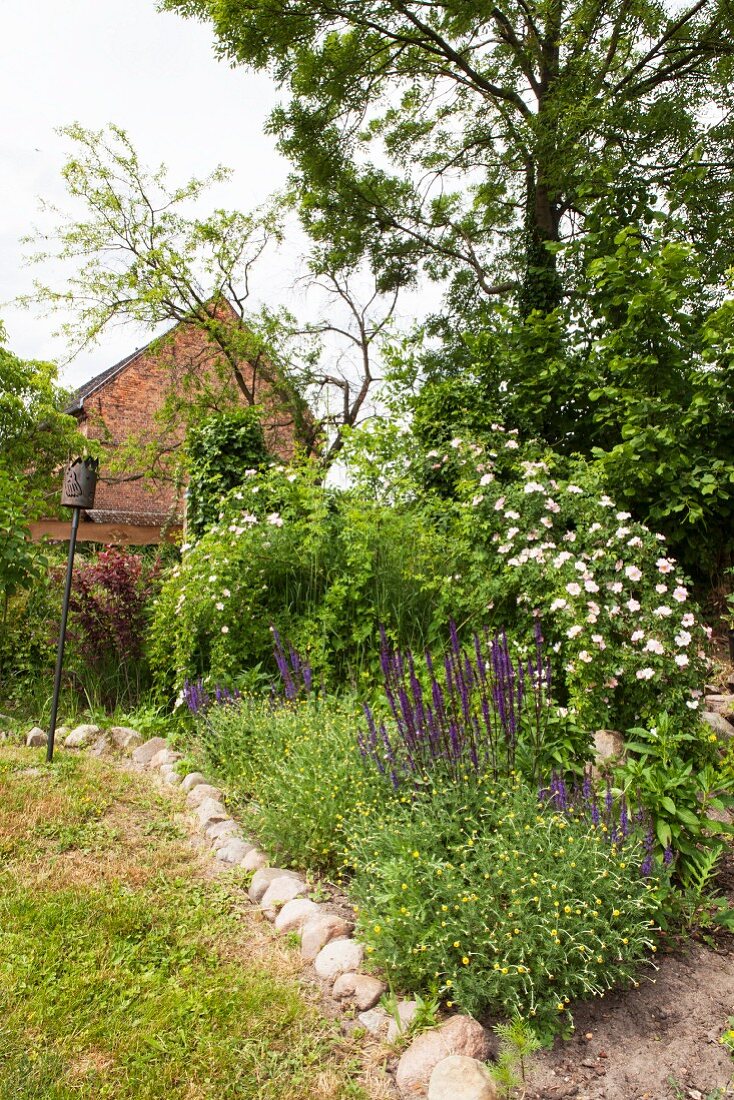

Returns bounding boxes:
[47,506,81,763]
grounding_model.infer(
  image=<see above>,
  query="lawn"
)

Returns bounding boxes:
[0,747,378,1100]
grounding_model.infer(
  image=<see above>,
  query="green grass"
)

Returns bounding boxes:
[0,748,379,1100]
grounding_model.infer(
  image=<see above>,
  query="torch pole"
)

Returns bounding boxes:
[47,506,81,763]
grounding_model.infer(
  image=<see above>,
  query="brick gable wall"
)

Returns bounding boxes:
[76,317,302,521]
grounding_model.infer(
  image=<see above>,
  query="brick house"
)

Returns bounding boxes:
[64,304,307,536]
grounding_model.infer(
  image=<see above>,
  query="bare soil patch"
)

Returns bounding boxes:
[526,934,734,1099]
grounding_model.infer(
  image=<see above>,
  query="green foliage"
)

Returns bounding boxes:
[349,777,661,1028]
[150,460,453,696]
[489,1015,542,1098]
[186,408,270,537]
[186,694,384,874]
[166,0,734,317]
[435,428,708,733]
[0,321,84,508]
[0,467,46,612]
[152,423,709,737]
[413,208,734,581]
[613,712,734,870]
[0,552,61,707]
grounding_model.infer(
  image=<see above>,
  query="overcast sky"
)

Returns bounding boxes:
[0,0,298,389]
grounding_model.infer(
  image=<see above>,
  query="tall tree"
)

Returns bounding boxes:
[165,0,734,314]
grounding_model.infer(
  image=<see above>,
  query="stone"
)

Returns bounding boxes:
[300,913,352,961]
[387,1000,419,1043]
[241,848,268,872]
[132,737,169,766]
[332,972,385,1011]
[26,727,47,748]
[64,724,101,749]
[702,711,734,739]
[108,726,143,752]
[216,839,254,864]
[89,734,114,758]
[54,726,70,741]
[396,1016,491,1098]
[213,828,243,851]
[186,783,224,808]
[206,819,241,845]
[195,798,229,829]
[358,1007,391,1037]
[163,771,182,786]
[160,763,177,776]
[274,898,320,934]
[428,1056,497,1100]
[248,866,302,904]
[181,772,207,793]
[261,875,307,919]
[150,748,182,769]
[314,938,364,982]
[592,729,624,761]
[703,694,734,715]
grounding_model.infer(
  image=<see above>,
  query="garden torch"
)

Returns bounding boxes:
[47,456,99,762]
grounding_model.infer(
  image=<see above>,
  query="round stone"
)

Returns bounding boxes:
[428,1055,498,1100]
[314,938,364,982]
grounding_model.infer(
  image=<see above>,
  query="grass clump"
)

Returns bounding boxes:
[191,694,384,875]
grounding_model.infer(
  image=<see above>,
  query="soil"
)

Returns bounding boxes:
[526,898,734,1100]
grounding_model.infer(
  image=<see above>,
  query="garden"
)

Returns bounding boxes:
[4,390,734,1095]
[4,11,734,1084]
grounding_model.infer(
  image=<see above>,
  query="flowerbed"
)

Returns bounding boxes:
[159,421,729,1035]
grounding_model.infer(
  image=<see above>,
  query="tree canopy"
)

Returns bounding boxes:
[166,0,734,313]
[0,321,82,506]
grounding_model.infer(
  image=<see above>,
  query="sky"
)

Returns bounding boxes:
[0,0,299,389]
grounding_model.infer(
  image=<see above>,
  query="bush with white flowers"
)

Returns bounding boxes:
[449,426,708,731]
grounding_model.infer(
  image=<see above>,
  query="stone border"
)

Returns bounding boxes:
[22,724,498,1099]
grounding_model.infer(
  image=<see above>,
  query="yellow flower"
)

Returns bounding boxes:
[373,925,381,935]
[612,909,620,917]
[453,940,460,948]
[462,956,470,965]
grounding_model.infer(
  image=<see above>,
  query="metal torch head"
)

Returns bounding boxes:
[61,456,100,510]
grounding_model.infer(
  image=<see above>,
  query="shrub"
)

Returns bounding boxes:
[66,547,162,709]
[349,776,662,1029]
[445,427,708,732]
[0,561,63,707]
[152,422,708,739]
[150,462,452,696]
